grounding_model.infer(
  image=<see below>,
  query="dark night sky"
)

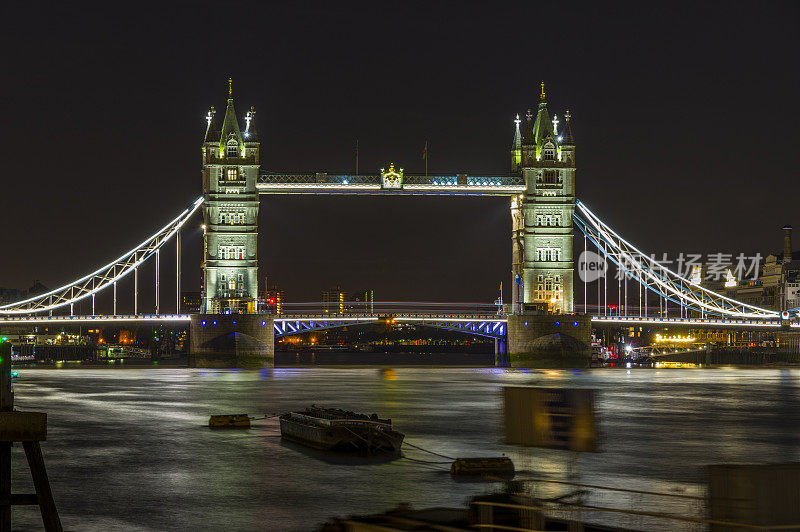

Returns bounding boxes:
[3,1,799,311]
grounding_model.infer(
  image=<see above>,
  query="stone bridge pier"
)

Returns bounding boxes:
[189,315,274,368]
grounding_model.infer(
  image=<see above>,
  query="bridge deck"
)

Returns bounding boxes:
[590,315,796,328]
[0,314,793,330]
[257,173,525,196]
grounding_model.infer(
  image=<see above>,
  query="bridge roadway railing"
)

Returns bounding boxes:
[273,312,507,339]
[257,172,525,195]
[0,314,191,325]
[590,315,792,328]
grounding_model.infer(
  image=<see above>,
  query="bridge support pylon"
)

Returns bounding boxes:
[189,315,274,368]
[506,314,591,368]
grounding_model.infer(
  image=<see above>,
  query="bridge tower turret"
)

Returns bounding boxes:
[507,83,587,367]
[514,82,575,315]
[510,114,522,174]
[200,80,260,314]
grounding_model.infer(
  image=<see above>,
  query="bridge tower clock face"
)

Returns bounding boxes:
[381,163,403,189]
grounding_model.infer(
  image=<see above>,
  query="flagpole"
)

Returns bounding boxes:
[355,139,359,176]
[422,140,428,177]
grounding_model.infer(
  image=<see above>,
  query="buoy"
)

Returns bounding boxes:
[208,414,251,429]
[450,457,515,479]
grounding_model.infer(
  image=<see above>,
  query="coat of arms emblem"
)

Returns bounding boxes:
[381,163,403,189]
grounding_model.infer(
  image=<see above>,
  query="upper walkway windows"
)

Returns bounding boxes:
[226,140,239,157]
[218,245,246,260]
[536,248,561,261]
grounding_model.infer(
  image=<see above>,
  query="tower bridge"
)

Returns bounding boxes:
[1,80,795,367]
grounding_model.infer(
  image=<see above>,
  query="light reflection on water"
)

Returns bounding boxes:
[9,367,800,531]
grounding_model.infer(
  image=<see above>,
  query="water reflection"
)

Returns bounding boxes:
[8,367,800,531]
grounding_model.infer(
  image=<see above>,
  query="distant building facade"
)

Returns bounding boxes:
[322,287,346,315]
[351,289,375,313]
[730,225,799,312]
[181,291,202,314]
[0,281,49,305]
[259,281,286,314]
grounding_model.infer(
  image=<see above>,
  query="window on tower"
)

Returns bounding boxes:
[543,170,557,185]
[536,247,561,261]
[218,245,245,260]
[226,168,239,181]
[543,144,555,161]
[226,140,239,157]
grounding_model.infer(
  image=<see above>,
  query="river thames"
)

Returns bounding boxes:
[9,367,800,531]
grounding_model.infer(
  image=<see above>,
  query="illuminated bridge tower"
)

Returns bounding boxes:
[190,80,273,368]
[201,84,260,314]
[507,84,589,367]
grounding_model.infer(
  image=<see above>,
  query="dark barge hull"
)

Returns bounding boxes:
[280,412,404,455]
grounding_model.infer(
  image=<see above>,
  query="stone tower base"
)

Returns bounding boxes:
[507,314,591,368]
[189,314,274,368]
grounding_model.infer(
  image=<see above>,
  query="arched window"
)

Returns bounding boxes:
[226,168,239,181]
[543,143,555,161]
[226,139,239,157]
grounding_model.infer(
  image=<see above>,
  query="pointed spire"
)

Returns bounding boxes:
[218,79,243,155]
[522,109,535,145]
[244,106,257,140]
[204,106,219,142]
[562,109,575,146]
[512,114,521,150]
[532,82,553,145]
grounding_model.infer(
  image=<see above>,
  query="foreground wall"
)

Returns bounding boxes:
[189,314,274,368]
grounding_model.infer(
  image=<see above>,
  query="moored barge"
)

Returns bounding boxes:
[280,406,404,455]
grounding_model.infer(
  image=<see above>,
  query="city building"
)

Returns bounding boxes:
[260,281,286,314]
[0,281,49,305]
[731,225,800,312]
[322,287,347,315]
[0,288,24,305]
[351,289,375,313]
[181,291,201,314]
